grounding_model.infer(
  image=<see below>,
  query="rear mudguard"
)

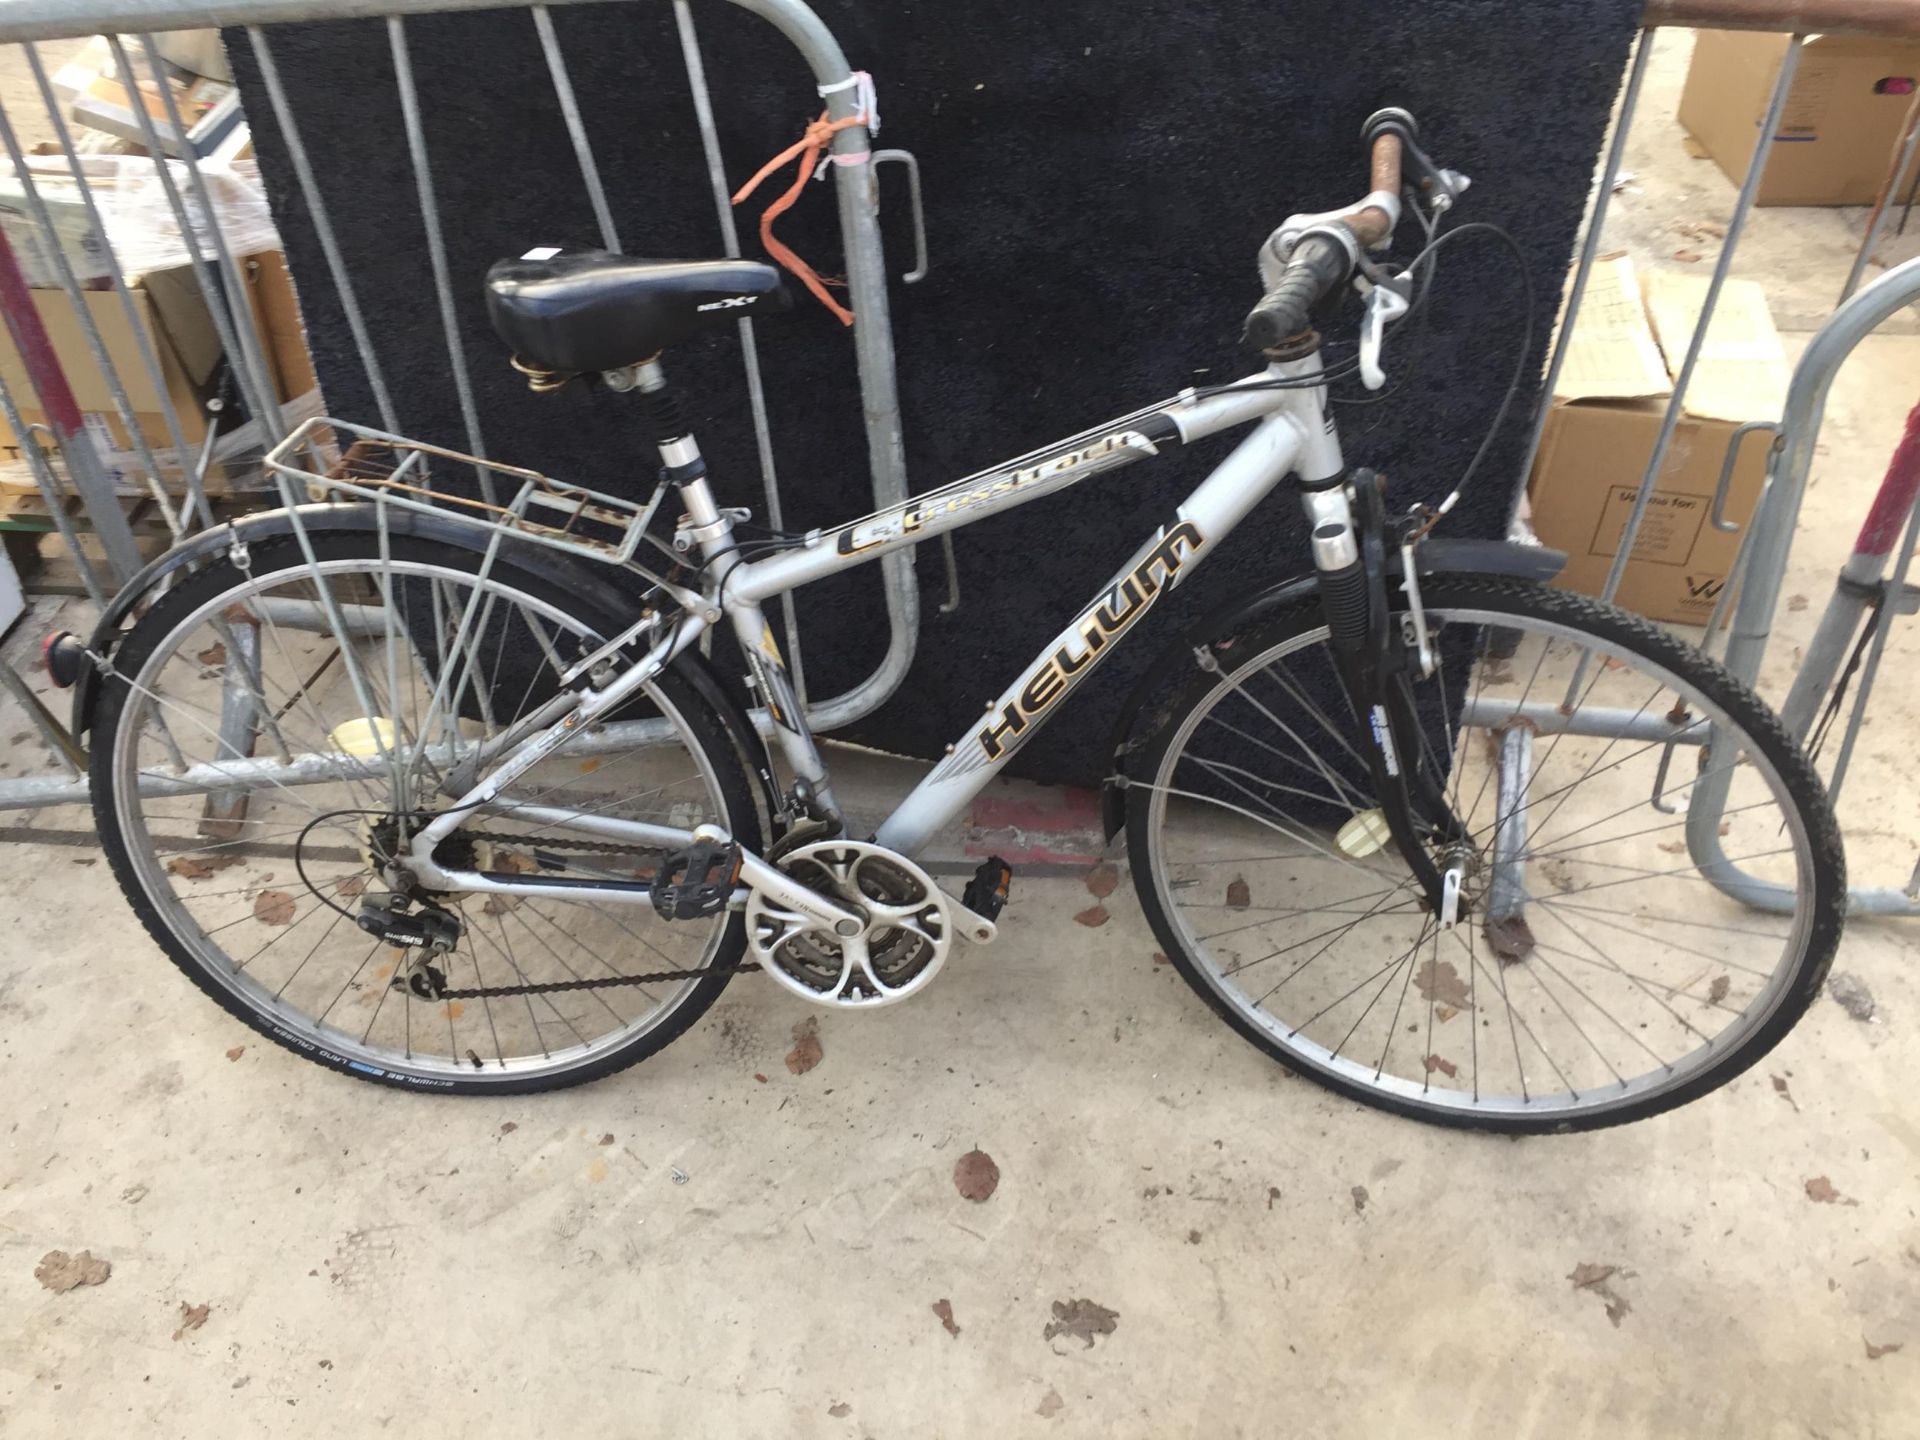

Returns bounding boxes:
[70,502,786,831]
[1099,539,1566,841]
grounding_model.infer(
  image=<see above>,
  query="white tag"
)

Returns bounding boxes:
[521,246,562,261]
[82,413,131,488]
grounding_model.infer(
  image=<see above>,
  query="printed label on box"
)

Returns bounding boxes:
[1586,486,1709,568]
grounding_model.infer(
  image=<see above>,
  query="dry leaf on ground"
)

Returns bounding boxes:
[954,1148,1000,1202]
[166,853,240,880]
[931,1298,961,1338]
[35,1250,111,1293]
[1568,1262,1633,1327]
[252,890,296,926]
[1413,958,1472,1009]
[785,1016,823,1075]
[1036,1390,1064,1418]
[1805,1176,1859,1206]
[1865,1338,1904,1360]
[172,1301,211,1340]
[1073,904,1108,927]
[1225,877,1251,909]
[1084,862,1119,898]
[1044,1297,1119,1349]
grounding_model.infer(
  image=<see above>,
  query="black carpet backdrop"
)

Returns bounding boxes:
[228,0,1638,785]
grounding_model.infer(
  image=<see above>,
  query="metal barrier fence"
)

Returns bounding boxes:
[0,0,1916,911]
[0,0,920,807]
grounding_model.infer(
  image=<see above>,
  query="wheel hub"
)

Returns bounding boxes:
[360,812,487,895]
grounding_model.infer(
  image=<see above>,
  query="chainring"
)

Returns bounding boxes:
[746,840,953,1009]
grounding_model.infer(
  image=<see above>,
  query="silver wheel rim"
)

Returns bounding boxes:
[108,557,733,1086]
[1144,604,1819,1123]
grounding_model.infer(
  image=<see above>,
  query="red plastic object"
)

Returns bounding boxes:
[1855,398,1920,559]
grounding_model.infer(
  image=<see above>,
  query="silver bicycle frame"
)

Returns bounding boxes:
[405,357,1344,893]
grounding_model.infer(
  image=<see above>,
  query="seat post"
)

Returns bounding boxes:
[627,357,730,550]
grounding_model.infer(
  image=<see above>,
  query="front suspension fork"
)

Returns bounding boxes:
[1307,471,1466,918]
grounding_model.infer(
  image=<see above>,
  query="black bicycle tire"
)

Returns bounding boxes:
[89,532,762,1096]
[1126,574,1846,1134]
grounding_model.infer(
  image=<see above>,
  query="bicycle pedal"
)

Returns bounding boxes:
[650,837,742,921]
[962,856,1013,921]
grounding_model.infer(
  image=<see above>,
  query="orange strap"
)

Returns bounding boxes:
[731,110,867,327]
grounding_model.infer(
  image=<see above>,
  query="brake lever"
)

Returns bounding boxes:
[1357,274,1411,391]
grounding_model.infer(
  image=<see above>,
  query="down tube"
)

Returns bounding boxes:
[874,408,1314,858]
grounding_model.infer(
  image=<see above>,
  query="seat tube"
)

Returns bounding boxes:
[632,357,839,823]
[724,593,839,820]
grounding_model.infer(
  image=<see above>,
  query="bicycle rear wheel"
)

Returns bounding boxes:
[89,530,759,1093]
[1127,575,1844,1132]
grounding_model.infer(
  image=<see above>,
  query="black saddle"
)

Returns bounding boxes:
[484,250,791,375]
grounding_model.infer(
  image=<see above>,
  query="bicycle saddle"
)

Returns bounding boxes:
[484,250,791,375]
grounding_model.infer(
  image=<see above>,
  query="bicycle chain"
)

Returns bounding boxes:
[417,826,760,999]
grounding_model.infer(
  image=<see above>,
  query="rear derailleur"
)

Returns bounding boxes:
[355,893,461,999]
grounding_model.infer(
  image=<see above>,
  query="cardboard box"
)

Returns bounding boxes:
[1678,30,1920,207]
[0,264,222,455]
[245,250,316,402]
[0,250,315,494]
[1527,255,1790,626]
[0,172,113,289]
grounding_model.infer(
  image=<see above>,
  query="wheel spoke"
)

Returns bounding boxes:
[99,552,744,1088]
[1141,591,1833,1128]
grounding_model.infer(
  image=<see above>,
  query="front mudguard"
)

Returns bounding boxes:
[1099,539,1566,841]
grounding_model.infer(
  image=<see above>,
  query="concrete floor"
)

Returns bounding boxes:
[3,26,1920,1440]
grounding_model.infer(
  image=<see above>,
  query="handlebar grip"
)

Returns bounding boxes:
[1242,234,1352,350]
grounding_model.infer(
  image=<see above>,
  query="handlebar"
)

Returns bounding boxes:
[1354,130,1405,248]
[1242,125,1408,351]
[1242,234,1353,350]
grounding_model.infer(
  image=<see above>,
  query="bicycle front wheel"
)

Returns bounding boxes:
[1127,575,1844,1132]
[89,530,759,1093]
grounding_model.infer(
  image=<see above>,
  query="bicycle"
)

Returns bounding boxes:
[59,108,1844,1131]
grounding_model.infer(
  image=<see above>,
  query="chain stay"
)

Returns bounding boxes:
[408,825,760,999]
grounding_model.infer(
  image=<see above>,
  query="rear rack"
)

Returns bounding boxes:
[264,415,669,567]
